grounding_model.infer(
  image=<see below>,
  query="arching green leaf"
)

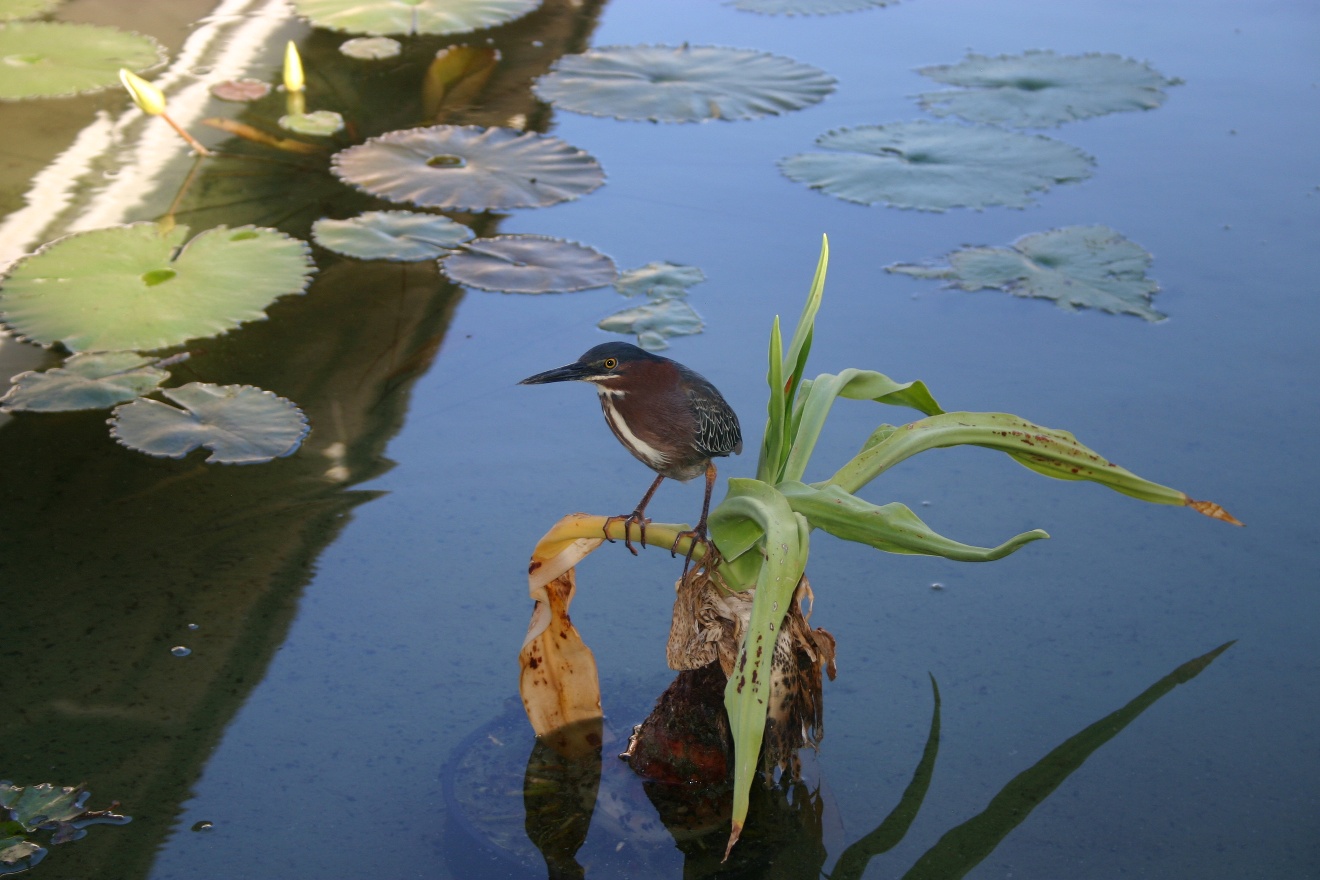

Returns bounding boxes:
[440,235,617,293]
[0,21,164,101]
[312,211,473,261]
[533,44,836,123]
[290,0,539,36]
[1,352,169,412]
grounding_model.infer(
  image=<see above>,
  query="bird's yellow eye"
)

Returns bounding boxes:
[603,358,618,370]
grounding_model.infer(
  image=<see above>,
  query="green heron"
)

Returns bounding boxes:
[520,342,742,570]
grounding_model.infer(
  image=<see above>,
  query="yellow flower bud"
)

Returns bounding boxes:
[283,41,305,94]
[119,68,166,116]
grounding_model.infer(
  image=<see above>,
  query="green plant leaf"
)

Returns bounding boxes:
[290,0,539,36]
[597,298,703,350]
[1,352,169,412]
[779,481,1047,560]
[613,261,705,299]
[339,36,401,60]
[0,22,164,100]
[916,51,1181,129]
[728,0,898,13]
[312,211,474,261]
[440,235,617,293]
[278,109,345,136]
[533,44,836,123]
[0,223,315,352]
[779,121,1094,211]
[887,225,1166,321]
[109,383,309,464]
[331,124,605,211]
[0,0,60,22]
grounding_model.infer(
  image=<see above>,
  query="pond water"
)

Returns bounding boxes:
[2,0,1317,878]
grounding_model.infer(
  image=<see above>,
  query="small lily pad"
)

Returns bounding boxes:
[340,36,401,60]
[779,120,1094,211]
[916,51,1182,128]
[279,109,345,136]
[0,222,315,352]
[210,78,271,102]
[1,352,169,412]
[599,298,704,350]
[533,44,836,123]
[331,124,605,211]
[727,0,898,13]
[0,21,165,101]
[0,781,130,874]
[887,225,1165,320]
[614,262,705,299]
[0,0,60,22]
[291,0,539,36]
[440,235,616,293]
[312,211,474,261]
[109,383,310,464]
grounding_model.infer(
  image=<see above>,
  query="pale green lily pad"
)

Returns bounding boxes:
[291,0,539,36]
[331,124,605,210]
[779,120,1094,211]
[1,352,169,412]
[0,223,315,352]
[279,109,345,136]
[533,44,836,123]
[887,225,1165,320]
[0,21,165,101]
[312,211,474,261]
[440,235,616,293]
[0,0,60,22]
[340,36,401,59]
[728,0,897,13]
[109,383,310,464]
[917,51,1182,128]
[614,261,705,299]
[599,298,704,350]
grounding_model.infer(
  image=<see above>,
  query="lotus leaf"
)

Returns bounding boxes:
[0,222,315,352]
[340,36,401,60]
[779,120,1094,211]
[598,298,704,350]
[917,51,1181,128]
[532,44,836,123]
[109,383,310,464]
[1,352,169,412]
[279,109,346,136]
[614,261,705,299]
[440,235,617,293]
[331,125,605,211]
[887,225,1165,320]
[728,0,897,13]
[0,22,165,101]
[210,78,270,102]
[0,0,59,21]
[312,211,474,261]
[291,0,539,36]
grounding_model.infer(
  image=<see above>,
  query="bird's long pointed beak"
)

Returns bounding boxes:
[519,362,595,385]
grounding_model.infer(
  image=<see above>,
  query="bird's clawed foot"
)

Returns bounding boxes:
[604,510,650,555]
[670,526,719,577]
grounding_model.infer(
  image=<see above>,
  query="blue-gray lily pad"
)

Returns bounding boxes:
[599,298,704,350]
[312,211,474,261]
[440,235,616,293]
[291,0,539,36]
[331,125,605,210]
[916,51,1182,128]
[727,0,897,13]
[887,225,1165,320]
[0,21,165,100]
[1,352,169,412]
[533,44,836,123]
[614,262,705,299]
[109,383,310,464]
[779,120,1094,211]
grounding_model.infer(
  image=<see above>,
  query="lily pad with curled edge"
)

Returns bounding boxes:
[779,120,1094,211]
[1,352,169,412]
[916,51,1182,129]
[340,36,401,60]
[440,235,616,293]
[109,383,309,464]
[599,298,703,351]
[279,109,345,136]
[887,225,1166,321]
[0,222,315,352]
[0,0,61,22]
[727,0,897,14]
[614,261,705,299]
[0,21,165,101]
[532,44,836,123]
[331,125,604,211]
[312,211,473,261]
[291,0,539,36]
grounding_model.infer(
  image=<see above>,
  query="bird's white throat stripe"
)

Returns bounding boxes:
[599,393,669,468]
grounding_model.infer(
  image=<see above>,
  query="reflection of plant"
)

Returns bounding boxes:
[0,781,129,875]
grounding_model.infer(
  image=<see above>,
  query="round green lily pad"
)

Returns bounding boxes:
[340,36,401,59]
[0,222,316,352]
[440,235,617,293]
[533,44,836,123]
[109,383,310,464]
[614,262,705,299]
[291,0,539,36]
[1,352,169,412]
[312,211,474,261]
[331,124,605,211]
[279,109,346,136]
[0,21,165,101]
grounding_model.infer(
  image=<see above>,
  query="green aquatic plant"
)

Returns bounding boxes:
[0,22,163,101]
[312,211,474,261]
[291,0,539,37]
[0,781,129,875]
[600,261,708,349]
[0,352,171,412]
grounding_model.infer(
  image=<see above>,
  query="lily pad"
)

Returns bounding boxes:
[0,21,165,101]
[614,261,705,299]
[599,298,704,350]
[340,36,401,60]
[916,51,1182,128]
[109,383,310,464]
[0,781,129,874]
[887,225,1165,320]
[0,0,60,21]
[291,0,539,36]
[331,124,605,210]
[210,78,271,102]
[1,352,169,412]
[779,120,1094,211]
[0,223,315,352]
[533,44,836,123]
[312,211,474,261]
[440,235,617,293]
[279,109,345,136]
[727,0,897,13]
